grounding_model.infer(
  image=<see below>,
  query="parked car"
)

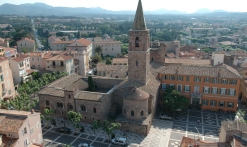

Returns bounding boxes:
[160,115,172,120]
[111,137,127,146]
[55,127,70,134]
[78,143,94,147]
[176,109,181,112]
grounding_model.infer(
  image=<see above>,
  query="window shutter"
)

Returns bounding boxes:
[209,78,211,83]
[204,78,206,82]
[232,102,234,108]
[219,89,221,94]
[221,79,223,84]
[235,80,237,85]
[194,77,196,82]
[223,102,225,107]
[189,86,190,92]
[199,77,201,82]
[226,80,228,84]
[215,101,217,106]
[203,87,205,93]
[211,88,213,94]
[228,89,230,95]
[234,90,236,96]
[208,88,210,93]
[184,86,186,92]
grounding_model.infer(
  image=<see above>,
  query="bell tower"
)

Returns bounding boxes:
[128,0,150,84]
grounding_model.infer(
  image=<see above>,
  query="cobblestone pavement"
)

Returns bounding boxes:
[167,109,237,147]
[42,118,173,147]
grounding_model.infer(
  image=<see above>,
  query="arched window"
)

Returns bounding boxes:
[135,37,139,47]
[131,110,134,116]
[57,102,63,108]
[136,61,138,66]
[67,103,73,111]
[57,102,60,108]
[68,94,71,99]
[60,103,63,108]
[80,105,86,112]
[124,108,126,114]
[93,107,96,113]
[141,110,144,116]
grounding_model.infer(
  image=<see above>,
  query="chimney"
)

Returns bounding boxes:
[31,109,35,114]
[175,67,179,74]
[218,69,221,77]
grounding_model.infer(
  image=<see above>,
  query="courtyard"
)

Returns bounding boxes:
[42,109,238,147]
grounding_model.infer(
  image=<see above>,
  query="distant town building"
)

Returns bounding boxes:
[93,37,121,56]
[17,38,35,53]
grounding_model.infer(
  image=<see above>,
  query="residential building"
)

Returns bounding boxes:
[48,36,61,49]
[93,37,121,56]
[0,38,9,47]
[28,52,44,70]
[0,109,43,147]
[0,57,15,100]
[45,54,74,74]
[219,121,247,143]
[17,38,35,53]
[159,64,241,111]
[212,51,225,66]
[51,41,74,51]
[3,47,17,58]
[9,54,31,85]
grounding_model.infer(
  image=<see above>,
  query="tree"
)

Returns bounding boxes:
[95,46,103,55]
[66,111,82,134]
[236,110,246,123]
[101,120,121,141]
[92,120,101,134]
[42,108,54,128]
[91,54,102,64]
[88,76,95,92]
[1,94,38,111]
[163,90,189,115]
[105,58,112,65]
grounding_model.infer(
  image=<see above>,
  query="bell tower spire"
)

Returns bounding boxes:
[132,0,147,30]
[128,0,150,85]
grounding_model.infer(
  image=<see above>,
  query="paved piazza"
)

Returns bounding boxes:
[42,110,237,147]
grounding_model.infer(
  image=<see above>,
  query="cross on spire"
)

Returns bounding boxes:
[132,0,147,30]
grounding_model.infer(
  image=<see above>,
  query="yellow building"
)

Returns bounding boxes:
[158,64,242,112]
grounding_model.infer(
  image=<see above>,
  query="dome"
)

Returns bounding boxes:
[122,87,149,100]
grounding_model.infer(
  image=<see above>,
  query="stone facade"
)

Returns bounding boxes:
[150,43,166,63]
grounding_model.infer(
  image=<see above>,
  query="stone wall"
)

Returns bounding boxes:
[118,121,150,135]
[123,98,148,120]
[82,77,123,90]
[224,55,235,66]
[150,43,166,63]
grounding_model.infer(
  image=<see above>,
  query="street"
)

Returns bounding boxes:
[31,19,43,51]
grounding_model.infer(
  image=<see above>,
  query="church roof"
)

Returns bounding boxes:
[132,0,147,30]
[122,87,149,101]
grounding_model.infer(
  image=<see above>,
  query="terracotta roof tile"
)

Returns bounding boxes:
[165,58,211,65]
[74,92,102,101]
[0,114,27,132]
[17,38,35,43]
[76,38,92,46]
[0,56,7,63]
[46,54,73,61]
[159,64,242,79]
[112,58,128,64]
[11,57,24,62]
[52,41,74,44]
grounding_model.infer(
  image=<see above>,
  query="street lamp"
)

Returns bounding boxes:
[195,126,200,140]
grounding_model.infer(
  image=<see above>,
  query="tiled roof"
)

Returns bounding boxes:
[25,52,42,57]
[122,87,149,101]
[180,137,231,147]
[2,47,16,52]
[0,56,7,63]
[94,41,121,44]
[46,54,73,61]
[221,121,247,132]
[159,65,242,79]
[74,92,102,101]
[2,136,18,147]
[165,58,211,65]
[112,58,128,64]
[0,109,32,115]
[17,38,35,43]
[11,57,24,62]
[97,64,126,71]
[76,38,92,46]
[52,41,74,44]
[0,114,27,132]
[39,74,83,96]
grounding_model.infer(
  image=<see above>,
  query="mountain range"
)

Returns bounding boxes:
[0,3,235,16]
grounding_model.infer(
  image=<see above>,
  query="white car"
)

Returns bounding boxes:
[160,115,172,120]
[78,143,94,147]
[111,137,127,146]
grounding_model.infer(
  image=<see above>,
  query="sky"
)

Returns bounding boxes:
[1,0,247,13]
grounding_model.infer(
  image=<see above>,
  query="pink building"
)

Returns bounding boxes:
[0,109,43,147]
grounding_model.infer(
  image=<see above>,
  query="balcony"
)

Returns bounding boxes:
[191,92,202,98]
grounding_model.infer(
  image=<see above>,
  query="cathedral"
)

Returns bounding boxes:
[39,0,166,135]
